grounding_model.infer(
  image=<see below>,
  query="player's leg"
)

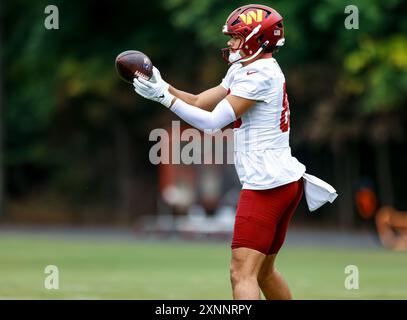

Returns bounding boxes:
[230,184,299,299]
[257,254,292,299]
[258,179,304,299]
[230,189,279,299]
[230,247,266,299]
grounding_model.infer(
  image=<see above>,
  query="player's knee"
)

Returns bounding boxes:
[230,261,256,286]
[230,268,257,287]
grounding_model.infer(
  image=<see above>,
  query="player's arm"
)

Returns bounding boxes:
[132,64,256,132]
[146,66,228,111]
[225,95,256,118]
[133,74,255,133]
[166,94,255,133]
[168,85,228,111]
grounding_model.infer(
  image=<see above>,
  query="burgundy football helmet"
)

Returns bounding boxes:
[222,4,285,63]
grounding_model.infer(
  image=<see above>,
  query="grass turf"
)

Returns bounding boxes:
[0,234,406,299]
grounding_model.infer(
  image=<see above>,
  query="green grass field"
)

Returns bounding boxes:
[0,233,406,299]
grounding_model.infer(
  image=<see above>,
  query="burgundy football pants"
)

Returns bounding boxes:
[231,178,304,255]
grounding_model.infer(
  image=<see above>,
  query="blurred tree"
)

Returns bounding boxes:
[2,0,407,225]
[3,0,206,223]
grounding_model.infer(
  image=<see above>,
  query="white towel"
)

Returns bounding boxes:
[303,173,338,212]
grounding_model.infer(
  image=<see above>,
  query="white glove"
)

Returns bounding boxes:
[133,66,174,108]
[150,67,169,90]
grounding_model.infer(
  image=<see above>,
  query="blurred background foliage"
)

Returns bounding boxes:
[0,0,406,225]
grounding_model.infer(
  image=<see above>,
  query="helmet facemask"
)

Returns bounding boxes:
[221,33,246,64]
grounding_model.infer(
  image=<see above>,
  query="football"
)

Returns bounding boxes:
[115,50,153,83]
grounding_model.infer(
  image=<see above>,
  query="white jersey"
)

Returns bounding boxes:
[221,57,306,190]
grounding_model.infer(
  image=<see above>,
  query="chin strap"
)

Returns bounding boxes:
[232,40,270,64]
[239,41,269,63]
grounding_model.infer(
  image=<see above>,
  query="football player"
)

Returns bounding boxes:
[133,4,337,299]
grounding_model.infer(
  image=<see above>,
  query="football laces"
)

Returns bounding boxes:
[134,70,149,80]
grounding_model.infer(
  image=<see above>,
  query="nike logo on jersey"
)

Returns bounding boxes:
[158,94,165,99]
[246,71,258,75]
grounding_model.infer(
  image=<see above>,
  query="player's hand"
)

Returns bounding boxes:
[150,67,169,91]
[133,70,174,108]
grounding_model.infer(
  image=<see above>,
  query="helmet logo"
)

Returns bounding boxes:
[274,30,281,36]
[239,10,263,25]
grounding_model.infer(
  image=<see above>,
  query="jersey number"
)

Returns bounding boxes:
[279,83,290,132]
